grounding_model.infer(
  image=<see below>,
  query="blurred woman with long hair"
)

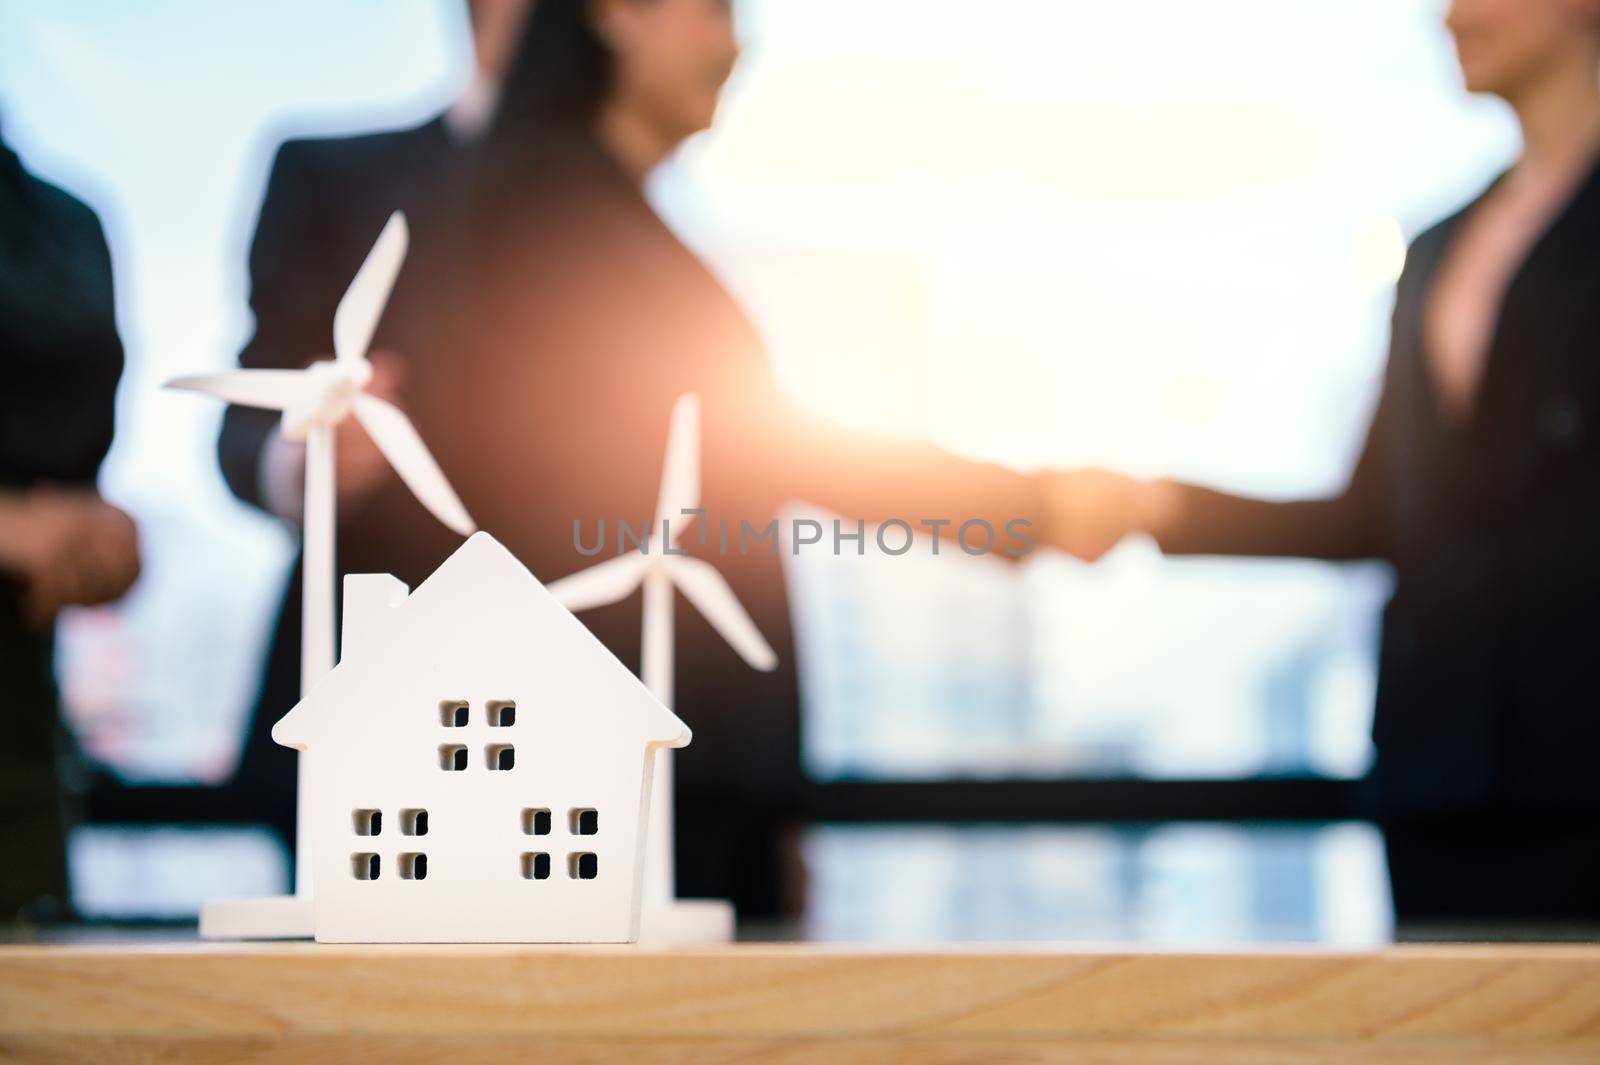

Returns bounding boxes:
[403,0,1055,916]
[1056,0,1600,919]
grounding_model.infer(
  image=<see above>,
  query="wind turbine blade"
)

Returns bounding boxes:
[350,392,475,536]
[333,211,408,364]
[653,393,700,541]
[669,556,778,672]
[165,370,311,411]
[547,553,651,613]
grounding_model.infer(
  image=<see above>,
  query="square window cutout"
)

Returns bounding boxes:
[522,808,551,836]
[521,852,551,880]
[570,808,598,835]
[439,744,468,771]
[440,701,468,728]
[488,700,516,727]
[352,809,381,836]
[351,853,380,881]
[400,809,428,836]
[399,853,428,880]
[487,744,515,771]
[568,852,598,880]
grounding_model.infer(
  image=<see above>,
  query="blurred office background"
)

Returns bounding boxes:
[0,0,1518,940]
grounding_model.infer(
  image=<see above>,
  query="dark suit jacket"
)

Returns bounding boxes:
[1,139,121,489]
[218,117,466,829]
[0,134,123,913]
[219,117,455,507]
[1154,157,1600,814]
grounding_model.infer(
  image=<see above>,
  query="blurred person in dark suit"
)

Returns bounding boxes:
[215,0,528,862]
[402,0,1058,917]
[0,128,139,920]
[1050,0,1600,920]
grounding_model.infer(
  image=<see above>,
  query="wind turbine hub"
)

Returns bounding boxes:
[281,359,371,440]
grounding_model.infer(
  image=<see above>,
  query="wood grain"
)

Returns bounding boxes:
[2,942,1598,1063]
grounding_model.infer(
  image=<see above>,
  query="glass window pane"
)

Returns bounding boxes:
[801,822,1393,945]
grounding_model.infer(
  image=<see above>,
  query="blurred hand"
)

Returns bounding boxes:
[1041,468,1148,562]
[335,349,406,506]
[0,486,141,627]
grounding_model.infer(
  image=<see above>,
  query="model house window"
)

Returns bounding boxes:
[521,852,551,880]
[440,700,468,728]
[487,744,515,771]
[568,852,598,880]
[351,853,380,880]
[570,808,598,836]
[522,808,551,836]
[488,700,516,727]
[398,853,428,880]
[400,809,428,836]
[439,744,468,771]
[352,809,381,836]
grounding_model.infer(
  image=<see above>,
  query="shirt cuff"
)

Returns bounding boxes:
[259,427,306,525]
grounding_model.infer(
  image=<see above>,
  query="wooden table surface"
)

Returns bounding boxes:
[2,940,1599,1063]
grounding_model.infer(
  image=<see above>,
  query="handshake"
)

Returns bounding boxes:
[1039,469,1181,563]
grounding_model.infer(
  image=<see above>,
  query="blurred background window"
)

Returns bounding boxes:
[800,821,1392,946]
[0,0,1517,922]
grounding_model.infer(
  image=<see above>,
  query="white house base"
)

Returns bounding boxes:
[639,898,736,944]
[199,894,314,940]
[198,895,728,943]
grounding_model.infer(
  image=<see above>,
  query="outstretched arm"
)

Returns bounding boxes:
[1148,387,1389,561]
[702,331,1049,555]
[1044,376,1392,564]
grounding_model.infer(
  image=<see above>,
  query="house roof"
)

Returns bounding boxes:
[271,532,691,751]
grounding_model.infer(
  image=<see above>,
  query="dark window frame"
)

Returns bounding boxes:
[85,772,1367,830]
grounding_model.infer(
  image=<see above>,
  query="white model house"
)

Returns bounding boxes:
[271,532,691,943]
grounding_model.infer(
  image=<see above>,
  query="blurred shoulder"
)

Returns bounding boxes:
[1404,171,1507,264]
[1408,206,1470,260]
[12,160,105,243]
[266,117,448,187]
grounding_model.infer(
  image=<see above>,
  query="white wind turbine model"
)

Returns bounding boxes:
[548,393,777,942]
[169,211,476,939]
